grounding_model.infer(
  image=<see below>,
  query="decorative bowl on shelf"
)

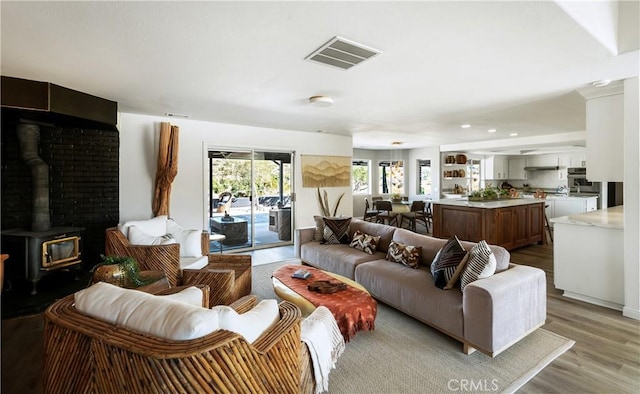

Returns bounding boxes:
[455,154,467,164]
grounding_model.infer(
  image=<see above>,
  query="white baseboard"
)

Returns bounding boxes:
[623,306,640,320]
[562,291,623,311]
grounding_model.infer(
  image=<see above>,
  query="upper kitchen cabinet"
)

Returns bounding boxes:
[482,155,508,180]
[578,82,624,182]
[508,157,527,180]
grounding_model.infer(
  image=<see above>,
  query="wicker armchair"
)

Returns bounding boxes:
[105,227,251,305]
[43,291,315,394]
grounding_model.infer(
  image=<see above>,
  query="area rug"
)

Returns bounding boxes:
[252,260,575,394]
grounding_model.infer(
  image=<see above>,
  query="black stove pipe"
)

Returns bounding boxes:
[17,122,51,232]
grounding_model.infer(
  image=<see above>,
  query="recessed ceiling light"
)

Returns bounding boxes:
[488,129,497,133]
[391,141,403,145]
[509,133,518,137]
[309,95,334,107]
[461,124,471,128]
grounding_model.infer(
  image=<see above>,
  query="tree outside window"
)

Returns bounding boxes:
[418,159,432,197]
[352,160,370,194]
[379,160,404,195]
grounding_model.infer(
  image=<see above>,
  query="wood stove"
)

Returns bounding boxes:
[1,227,84,295]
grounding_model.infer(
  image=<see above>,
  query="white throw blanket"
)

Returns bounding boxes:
[301,306,345,394]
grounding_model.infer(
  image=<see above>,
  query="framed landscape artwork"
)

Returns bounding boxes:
[301,155,351,187]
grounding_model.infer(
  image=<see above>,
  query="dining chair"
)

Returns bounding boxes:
[399,201,427,232]
[363,198,378,222]
[375,200,398,226]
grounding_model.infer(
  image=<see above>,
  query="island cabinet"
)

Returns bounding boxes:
[432,200,545,251]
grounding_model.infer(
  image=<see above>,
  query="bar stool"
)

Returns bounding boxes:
[544,205,553,243]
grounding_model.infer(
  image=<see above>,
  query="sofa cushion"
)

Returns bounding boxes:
[349,230,381,255]
[128,225,177,246]
[300,242,383,279]
[354,260,464,338]
[386,240,422,269]
[322,217,351,244]
[461,240,497,290]
[348,219,396,253]
[118,215,168,238]
[180,256,209,271]
[167,219,202,257]
[430,236,468,289]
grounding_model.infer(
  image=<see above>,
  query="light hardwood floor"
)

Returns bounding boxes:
[1,240,639,393]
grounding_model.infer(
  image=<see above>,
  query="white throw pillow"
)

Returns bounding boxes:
[128,225,176,246]
[159,286,203,307]
[74,282,220,341]
[118,215,168,238]
[167,219,202,257]
[460,240,497,290]
[214,299,280,344]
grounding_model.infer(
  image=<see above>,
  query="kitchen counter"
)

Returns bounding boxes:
[553,205,624,311]
[432,199,545,250]
[435,197,547,209]
[551,205,623,229]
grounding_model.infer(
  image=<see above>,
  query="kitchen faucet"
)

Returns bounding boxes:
[573,181,581,194]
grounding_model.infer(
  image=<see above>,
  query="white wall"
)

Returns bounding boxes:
[118,113,353,231]
[623,77,639,319]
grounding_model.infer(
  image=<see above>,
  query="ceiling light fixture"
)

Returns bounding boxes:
[488,129,497,133]
[165,112,190,118]
[509,133,519,137]
[592,79,611,87]
[461,124,471,128]
[309,95,334,107]
[391,141,403,145]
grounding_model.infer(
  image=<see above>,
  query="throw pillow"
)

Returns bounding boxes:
[118,215,168,238]
[443,252,470,290]
[349,230,381,255]
[386,240,422,269]
[313,215,325,242]
[167,219,202,257]
[322,217,352,245]
[430,236,468,289]
[159,286,204,307]
[460,240,497,290]
[214,299,280,343]
[128,225,176,246]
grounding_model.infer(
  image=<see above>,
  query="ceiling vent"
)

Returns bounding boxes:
[305,36,381,70]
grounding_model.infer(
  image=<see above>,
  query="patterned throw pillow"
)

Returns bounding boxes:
[430,236,468,289]
[386,240,422,269]
[313,215,325,242]
[349,230,381,255]
[460,240,497,290]
[322,217,352,245]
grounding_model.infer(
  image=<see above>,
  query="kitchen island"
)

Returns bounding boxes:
[551,206,624,310]
[432,198,546,250]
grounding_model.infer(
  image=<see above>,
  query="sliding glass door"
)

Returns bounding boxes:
[207,149,293,252]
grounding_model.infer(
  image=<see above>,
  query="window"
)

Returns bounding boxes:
[352,160,370,194]
[418,159,432,196]
[379,160,404,195]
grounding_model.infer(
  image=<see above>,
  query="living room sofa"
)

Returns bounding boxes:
[295,218,547,356]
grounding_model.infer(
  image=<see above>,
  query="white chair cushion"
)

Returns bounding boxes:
[128,225,176,246]
[167,219,202,257]
[180,256,209,271]
[214,299,280,344]
[159,286,203,307]
[75,283,279,343]
[74,282,219,340]
[118,215,168,238]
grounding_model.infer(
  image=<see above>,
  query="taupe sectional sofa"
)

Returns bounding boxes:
[295,218,547,356]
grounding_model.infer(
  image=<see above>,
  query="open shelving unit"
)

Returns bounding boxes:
[441,153,480,198]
